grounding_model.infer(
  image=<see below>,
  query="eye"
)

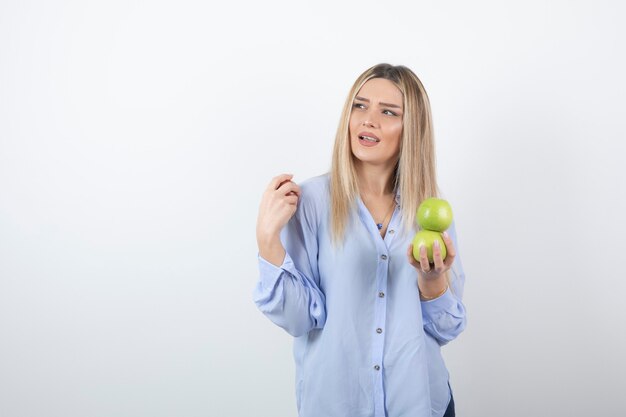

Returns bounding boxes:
[383,109,398,116]
[353,103,366,109]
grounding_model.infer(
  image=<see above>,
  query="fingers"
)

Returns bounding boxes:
[407,244,432,273]
[258,174,300,238]
[276,180,301,197]
[267,174,300,197]
[431,240,445,274]
[419,244,431,272]
[408,236,452,277]
[407,244,421,269]
[267,174,294,191]
[285,194,298,206]
[408,242,451,277]
[264,174,300,209]
[441,231,456,268]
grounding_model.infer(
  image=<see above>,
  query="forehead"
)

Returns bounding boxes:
[356,78,403,106]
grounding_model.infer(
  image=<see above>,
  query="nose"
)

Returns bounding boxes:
[362,111,378,127]
[362,119,375,127]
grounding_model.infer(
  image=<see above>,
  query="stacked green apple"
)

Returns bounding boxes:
[412,198,453,263]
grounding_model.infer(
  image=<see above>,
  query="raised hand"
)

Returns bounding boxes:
[256,174,301,266]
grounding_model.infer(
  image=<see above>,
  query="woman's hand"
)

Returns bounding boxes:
[406,232,456,298]
[256,173,301,248]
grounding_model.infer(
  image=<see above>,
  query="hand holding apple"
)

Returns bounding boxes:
[407,231,456,279]
[408,197,456,297]
[412,230,446,262]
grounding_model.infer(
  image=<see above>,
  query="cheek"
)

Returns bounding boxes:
[349,114,359,132]
[388,122,403,143]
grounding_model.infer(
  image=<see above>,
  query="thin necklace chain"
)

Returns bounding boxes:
[376,198,396,231]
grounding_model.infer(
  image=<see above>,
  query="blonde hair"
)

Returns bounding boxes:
[330,63,440,244]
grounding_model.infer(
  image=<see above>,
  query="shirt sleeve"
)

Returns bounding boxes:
[421,220,467,346]
[252,185,327,338]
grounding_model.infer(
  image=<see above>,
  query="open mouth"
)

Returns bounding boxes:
[358,135,380,143]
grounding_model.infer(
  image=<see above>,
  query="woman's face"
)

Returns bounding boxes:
[349,78,404,167]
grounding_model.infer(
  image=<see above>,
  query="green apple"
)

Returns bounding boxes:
[412,230,447,263]
[417,198,453,232]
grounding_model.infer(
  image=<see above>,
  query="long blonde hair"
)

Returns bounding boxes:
[330,63,440,244]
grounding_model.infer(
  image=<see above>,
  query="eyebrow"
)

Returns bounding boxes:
[355,96,402,109]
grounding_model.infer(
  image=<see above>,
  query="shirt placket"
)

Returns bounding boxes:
[373,239,388,417]
[358,198,399,417]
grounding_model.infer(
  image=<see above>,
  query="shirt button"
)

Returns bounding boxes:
[374,365,380,371]
[378,291,385,298]
[380,254,387,260]
[388,229,395,234]
[376,328,383,334]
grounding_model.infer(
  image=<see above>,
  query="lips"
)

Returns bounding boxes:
[358,131,380,142]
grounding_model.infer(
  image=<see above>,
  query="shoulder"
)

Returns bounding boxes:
[298,173,330,202]
[293,173,330,227]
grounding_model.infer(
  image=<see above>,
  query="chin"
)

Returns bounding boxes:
[352,152,384,166]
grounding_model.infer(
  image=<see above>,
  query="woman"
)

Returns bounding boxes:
[253,63,467,417]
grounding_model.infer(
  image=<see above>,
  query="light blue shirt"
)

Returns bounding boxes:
[253,173,466,417]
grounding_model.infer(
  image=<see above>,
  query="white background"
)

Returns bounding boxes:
[1,1,625,416]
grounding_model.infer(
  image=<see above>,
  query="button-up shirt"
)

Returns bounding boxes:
[253,173,467,417]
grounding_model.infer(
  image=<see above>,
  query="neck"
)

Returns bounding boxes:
[354,160,396,197]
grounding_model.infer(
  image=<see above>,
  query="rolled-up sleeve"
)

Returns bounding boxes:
[254,251,326,337]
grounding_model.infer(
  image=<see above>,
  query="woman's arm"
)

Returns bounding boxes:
[407,220,467,346]
[252,175,327,337]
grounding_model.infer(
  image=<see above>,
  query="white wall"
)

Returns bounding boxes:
[1,1,625,416]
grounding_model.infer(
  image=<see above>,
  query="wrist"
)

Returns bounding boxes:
[257,235,286,267]
[256,232,280,247]
[418,275,448,300]
[419,285,448,301]
[256,223,281,246]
